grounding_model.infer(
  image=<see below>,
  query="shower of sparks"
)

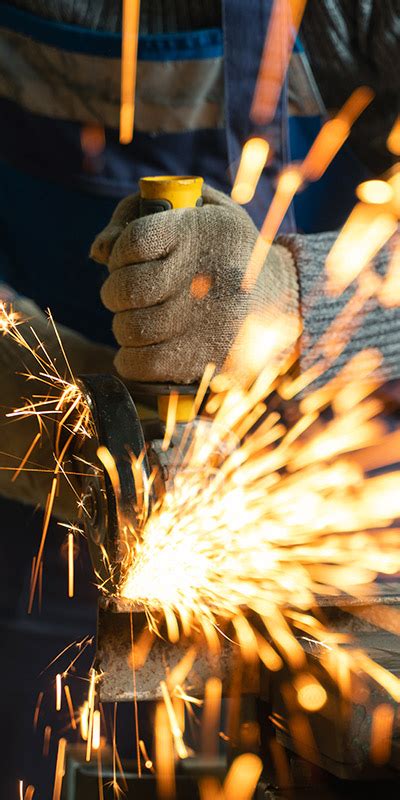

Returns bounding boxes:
[0,301,94,611]
[117,315,400,710]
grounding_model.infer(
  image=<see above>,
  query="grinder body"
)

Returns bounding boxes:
[74,176,215,701]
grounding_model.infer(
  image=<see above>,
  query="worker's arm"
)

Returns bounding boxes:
[0,286,116,518]
[91,185,400,387]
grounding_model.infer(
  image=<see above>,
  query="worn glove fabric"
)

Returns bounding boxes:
[279,230,400,387]
[0,287,116,518]
[91,185,300,383]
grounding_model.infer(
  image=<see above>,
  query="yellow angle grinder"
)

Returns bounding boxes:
[74,176,205,588]
[70,176,254,703]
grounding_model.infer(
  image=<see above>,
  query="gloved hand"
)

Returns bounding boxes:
[91,185,299,383]
[0,286,116,519]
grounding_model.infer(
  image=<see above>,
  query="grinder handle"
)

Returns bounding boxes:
[138,176,204,423]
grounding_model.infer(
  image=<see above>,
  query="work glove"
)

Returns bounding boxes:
[0,286,116,519]
[91,185,299,383]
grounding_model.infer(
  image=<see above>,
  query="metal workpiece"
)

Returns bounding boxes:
[96,596,260,703]
[270,581,400,779]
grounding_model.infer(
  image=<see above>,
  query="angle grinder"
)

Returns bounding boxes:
[73,176,205,589]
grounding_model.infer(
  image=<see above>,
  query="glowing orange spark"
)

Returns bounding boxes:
[12,432,41,483]
[68,532,74,599]
[242,166,302,290]
[294,674,327,712]
[387,116,400,156]
[92,710,101,751]
[80,124,106,157]
[155,702,175,799]
[64,684,77,730]
[162,392,179,452]
[85,669,97,762]
[379,241,400,307]
[52,738,67,800]
[232,138,270,205]
[301,118,350,181]
[33,691,44,731]
[139,740,154,772]
[120,0,141,144]
[388,166,400,217]
[303,87,374,183]
[160,680,188,760]
[129,612,142,777]
[202,677,222,757]
[55,673,62,712]
[97,447,120,499]
[223,753,263,800]
[370,703,395,765]
[356,179,394,205]
[326,202,397,294]
[251,0,307,125]
[43,726,52,757]
[80,701,89,742]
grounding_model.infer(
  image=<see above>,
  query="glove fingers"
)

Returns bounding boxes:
[101,254,195,312]
[112,292,193,348]
[114,333,206,383]
[90,194,140,264]
[109,210,179,271]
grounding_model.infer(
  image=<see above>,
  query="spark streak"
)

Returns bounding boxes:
[119,322,400,710]
[52,738,66,800]
[243,87,374,290]
[68,532,74,598]
[251,0,307,125]
[55,673,62,712]
[120,0,141,144]
[387,116,400,156]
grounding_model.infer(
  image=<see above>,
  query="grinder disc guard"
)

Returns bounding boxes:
[75,374,154,591]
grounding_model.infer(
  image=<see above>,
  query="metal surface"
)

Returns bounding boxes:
[269,582,400,779]
[96,596,259,702]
